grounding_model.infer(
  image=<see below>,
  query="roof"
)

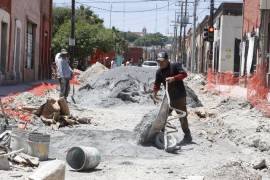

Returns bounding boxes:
[214,2,243,19]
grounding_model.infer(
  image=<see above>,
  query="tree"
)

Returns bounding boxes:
[52,21,126,61]
[52,6,103,36]
[134,33,168,47]
[120,31,140,43]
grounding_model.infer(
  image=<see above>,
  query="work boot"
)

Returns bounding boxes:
[178,131,192,145]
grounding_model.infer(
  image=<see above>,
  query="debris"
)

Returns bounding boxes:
[35,98,88,127]
[0,156,10,170]
[77,66,202,107]
[188,176,205,180]
[11,152,39,167]
[58,98,70,116]
[36,98,60,119]
[194,108,207,118]
[10,174,23,178]
[253,159,267,170]
[77,117,92,124]
[28,160,65,180]
[79,62,108,83]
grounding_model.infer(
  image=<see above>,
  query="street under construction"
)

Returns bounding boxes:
[1,0,270,180]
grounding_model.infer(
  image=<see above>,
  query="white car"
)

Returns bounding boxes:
[142,61,159,69]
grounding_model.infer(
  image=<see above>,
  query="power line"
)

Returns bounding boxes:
[77,1,177,13]
[79,0,175,3]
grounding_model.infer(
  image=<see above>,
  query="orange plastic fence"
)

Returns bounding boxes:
[207,63,270,117]
[2,70,81,123]
[28,82,57,96]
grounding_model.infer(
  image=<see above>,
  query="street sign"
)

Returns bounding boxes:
[69,38,75,46]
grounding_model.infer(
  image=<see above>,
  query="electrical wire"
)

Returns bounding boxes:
[77,1,177,13]
[79,0,173,3]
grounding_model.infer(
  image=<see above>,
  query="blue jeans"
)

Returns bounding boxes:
[59,78,70,98]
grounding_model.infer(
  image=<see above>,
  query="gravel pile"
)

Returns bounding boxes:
[76,66,203,108]
[76,66,156,107]
[79,62,108,84]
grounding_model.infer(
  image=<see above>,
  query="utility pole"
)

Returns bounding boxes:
[182,0,188,65]
[191,0,198,73]
[209,0,214,69]
[174,12,178,61]
[70,0,75,68]
[179,1,183,61]
[167,1,170,35]
[109,4,112,28]
[155,4,158,33]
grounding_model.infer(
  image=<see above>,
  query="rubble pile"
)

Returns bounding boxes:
[35,98,92,128]
[77,66,202,107]
[77,66,156,107]
[79,62,108,83]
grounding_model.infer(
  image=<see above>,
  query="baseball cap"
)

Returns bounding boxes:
[157,52,168,61]
[60,49,68,55]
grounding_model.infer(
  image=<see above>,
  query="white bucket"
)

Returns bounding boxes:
[66,146,101,171]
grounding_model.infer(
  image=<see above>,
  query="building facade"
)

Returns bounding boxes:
[0,0,52,85]
[195,16,210,74]
[212,3,243,73]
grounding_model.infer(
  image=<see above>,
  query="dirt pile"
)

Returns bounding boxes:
[76,66,156,107]
[134,109,159,145]
[79,62,108,83]
[34,98,92,128]
[76,66,202,108]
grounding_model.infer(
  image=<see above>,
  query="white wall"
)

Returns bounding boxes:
[219,15,242,72]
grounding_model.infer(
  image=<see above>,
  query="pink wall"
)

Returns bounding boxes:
[9,0,41,82]
[243,0,260,34]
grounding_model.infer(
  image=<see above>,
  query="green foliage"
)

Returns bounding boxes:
[52,5,126,61]
[134,33,168,47]
[52,21,125,60]
[52,5,103,36]
[120,31,140,43]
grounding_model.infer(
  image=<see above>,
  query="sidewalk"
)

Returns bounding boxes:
[0,80,58,97]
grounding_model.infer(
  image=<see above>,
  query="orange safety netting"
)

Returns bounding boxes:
[1,70,81,124]
[2,94,31,123]
[70,69,81,85]
[1,82,59,123]
[207,63,270,117]
[28,82,57,96]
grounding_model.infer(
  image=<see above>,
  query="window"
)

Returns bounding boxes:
[0,22,8,73]
[26,22,35,69]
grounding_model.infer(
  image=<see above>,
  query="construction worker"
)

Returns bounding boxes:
[153,51,192,144]
[55,49,73,99]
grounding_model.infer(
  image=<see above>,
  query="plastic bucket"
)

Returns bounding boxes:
[66,146,101,171]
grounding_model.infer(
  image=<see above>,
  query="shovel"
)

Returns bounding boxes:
[71,84,76,104]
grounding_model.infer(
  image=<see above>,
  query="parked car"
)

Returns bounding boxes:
[142,61,159,69]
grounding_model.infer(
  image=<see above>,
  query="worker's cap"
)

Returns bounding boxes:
[60,49,68,55]
[157,52,168,61]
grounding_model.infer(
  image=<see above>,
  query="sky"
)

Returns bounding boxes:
[53,0,242,36]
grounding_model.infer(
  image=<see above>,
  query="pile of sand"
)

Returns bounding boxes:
[79,62,108,83]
